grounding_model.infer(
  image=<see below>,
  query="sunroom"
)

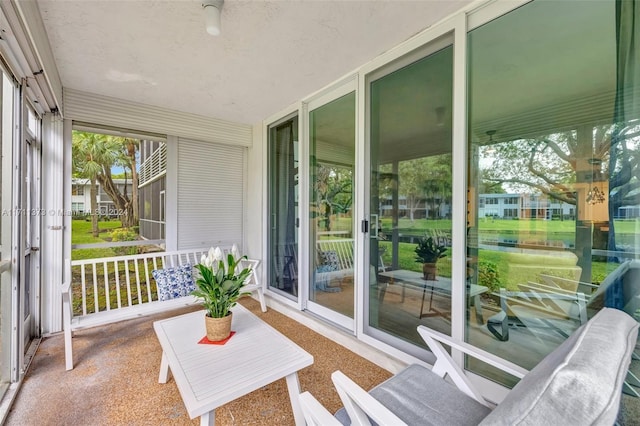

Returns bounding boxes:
[0,0,639,423]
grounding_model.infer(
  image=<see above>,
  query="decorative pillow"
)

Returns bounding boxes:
[152,263,195,301]
[316,264,336,274]
[320,250,340,270]
[315,264,341,292]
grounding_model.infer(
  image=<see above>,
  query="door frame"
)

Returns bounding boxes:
[265,111,302,306]
[303,78,357,332]
[21,103,42,353]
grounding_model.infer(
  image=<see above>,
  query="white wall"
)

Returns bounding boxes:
[245,124,264,270]
[40,114,65,334]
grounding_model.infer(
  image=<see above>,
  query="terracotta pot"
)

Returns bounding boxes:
[205,312,232,341]
[422,262,437,280]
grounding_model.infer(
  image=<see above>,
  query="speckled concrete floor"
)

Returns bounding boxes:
[5,298,391,425]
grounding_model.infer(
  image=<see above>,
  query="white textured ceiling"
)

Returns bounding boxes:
[37,0,471,125]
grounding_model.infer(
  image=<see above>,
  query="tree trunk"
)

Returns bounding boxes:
[128,140,139,225]
[90,177,99,237]
[97,170,132,227]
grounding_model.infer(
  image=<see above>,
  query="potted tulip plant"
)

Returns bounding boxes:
[414,236,447,280]
[192,247,252,341]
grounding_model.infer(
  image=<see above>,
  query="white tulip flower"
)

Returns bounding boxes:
[214,247,223,262]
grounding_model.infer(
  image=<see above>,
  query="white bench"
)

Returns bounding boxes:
[62,246,266,371]
[313,238,386,292]
[315,239,355,291]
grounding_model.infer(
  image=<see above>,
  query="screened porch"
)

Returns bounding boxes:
[0,0,640,424]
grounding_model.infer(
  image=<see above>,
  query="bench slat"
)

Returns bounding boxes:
[92,263,98,313]
[124,259,132,307]
[81,265,87,316]
[115,260,122,309]
[134,260,142,305]
[103,261,110,311]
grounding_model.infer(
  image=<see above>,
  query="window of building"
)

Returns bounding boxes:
[71,184,84,196]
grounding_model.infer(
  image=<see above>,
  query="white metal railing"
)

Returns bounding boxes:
[138,143,167,187]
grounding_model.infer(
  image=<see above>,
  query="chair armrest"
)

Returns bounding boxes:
[331,370,407,426]
[239,258,260,269]
[498,289,584,321]
[239,258,261,288]
[417,325,528,381]
[417,325,527,405]
[299,391,342,426]
[539,273,599,291]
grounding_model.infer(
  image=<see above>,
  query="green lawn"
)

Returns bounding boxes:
[71,219,123,260]
[379,217,640,235]
[71,219,155,314]
[379,239,616,290]
[373,216,637,290]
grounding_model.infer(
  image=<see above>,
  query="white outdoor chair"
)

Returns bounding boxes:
[229,244,267,312]
[300,307,638,426]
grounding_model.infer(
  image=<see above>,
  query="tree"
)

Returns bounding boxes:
[72,131,141,229]
[72,132,114,237]
[398,157,430,222]
[314,164,352,231]
[480,124,640,253]
[395,155,452,222]
[421,154,452,219]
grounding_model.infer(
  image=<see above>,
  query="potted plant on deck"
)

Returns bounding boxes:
[414,236,447,280]
[192,247,252,341]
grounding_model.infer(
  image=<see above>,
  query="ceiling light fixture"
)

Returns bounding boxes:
[202,0,224,36]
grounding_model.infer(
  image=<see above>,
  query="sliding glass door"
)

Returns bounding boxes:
[307,89,356,329]
[367,37,454,350]
[466,0,640,388]
[268,115,299,300]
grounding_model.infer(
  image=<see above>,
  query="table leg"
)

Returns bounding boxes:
[473,294,484,325]
[200,411,214,426]
[285,373,305,426]
[158,351,170,384]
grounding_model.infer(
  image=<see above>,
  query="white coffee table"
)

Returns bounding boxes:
[154,304,314,425]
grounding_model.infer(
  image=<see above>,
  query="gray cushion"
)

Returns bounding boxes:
[335,364,491,426]
[480,307,639,426]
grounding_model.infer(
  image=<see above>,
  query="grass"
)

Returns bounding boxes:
[71,219,158,314]
[379,240,615,290]
[377,216,640,236]
[71,219,123,260]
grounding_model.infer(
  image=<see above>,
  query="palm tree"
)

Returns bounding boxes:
[72,132,114,237]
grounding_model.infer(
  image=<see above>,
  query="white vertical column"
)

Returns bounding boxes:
[165,135,178,251]
[246,124,263,271]
[41,113,65,333]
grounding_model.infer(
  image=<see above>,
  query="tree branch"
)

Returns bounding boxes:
[538,138,572,163]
